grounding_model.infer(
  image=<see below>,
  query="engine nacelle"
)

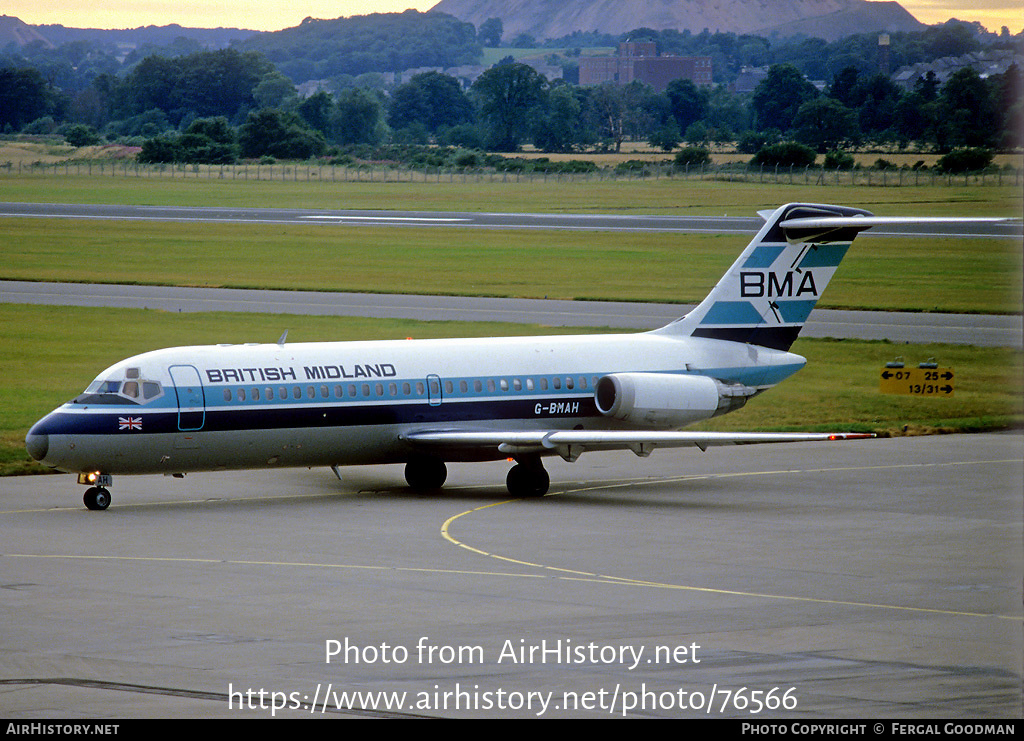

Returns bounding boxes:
[594,372,755,428]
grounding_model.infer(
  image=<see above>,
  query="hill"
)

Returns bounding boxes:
[429,0,923,42]
[0,14,54,48]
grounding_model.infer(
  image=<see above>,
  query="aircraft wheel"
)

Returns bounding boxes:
[84,487,111,511]
[506,463,549,497]
[405,458,447,491]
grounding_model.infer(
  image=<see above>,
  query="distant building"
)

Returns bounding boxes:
[891,49,1023,90]
[579,42,712,91]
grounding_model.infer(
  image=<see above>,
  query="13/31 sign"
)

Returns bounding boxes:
[879,367,955,396]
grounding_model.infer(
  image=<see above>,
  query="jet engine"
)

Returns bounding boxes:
[594,372,756,428]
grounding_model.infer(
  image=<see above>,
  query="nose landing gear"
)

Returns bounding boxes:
[83,486,111,510]
[78,472,113,510]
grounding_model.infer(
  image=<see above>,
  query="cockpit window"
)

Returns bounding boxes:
[75,374,163,405]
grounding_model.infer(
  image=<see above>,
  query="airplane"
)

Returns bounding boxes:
[24,202,997,510]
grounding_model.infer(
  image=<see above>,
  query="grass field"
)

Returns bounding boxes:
[2,216,1020,313]
[1,174,1020,476]
[3,138,1022,171]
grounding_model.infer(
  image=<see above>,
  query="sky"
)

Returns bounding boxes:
[3,0,1021,35]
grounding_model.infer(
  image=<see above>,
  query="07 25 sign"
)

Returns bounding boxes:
[879,367,954,396]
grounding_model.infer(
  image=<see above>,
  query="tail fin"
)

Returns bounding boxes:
[654,203,874,351]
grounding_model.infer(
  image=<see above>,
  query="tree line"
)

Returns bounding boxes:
[1,23,1020,165]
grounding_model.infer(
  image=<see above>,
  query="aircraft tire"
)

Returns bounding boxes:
[404,458,447,491]
[84,487,111,511]
[506,464,549,497]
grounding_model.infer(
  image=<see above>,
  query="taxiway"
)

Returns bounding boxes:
[2,433,1020,718]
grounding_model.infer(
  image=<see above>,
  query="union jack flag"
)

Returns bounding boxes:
[118,416,142,431]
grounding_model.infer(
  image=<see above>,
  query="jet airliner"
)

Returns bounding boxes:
[25,203,990,509]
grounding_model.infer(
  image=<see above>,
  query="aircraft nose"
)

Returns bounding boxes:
[25,419,50,462]
[25,430,49,461]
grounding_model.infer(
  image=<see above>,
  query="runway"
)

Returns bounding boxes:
[1,433,1020,718]
[1,201,1020,238]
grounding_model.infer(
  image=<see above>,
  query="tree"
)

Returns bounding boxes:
[853,73,902,143]
[298,91,334,136]
[388,72,473,135]
[937,67,997,150]
[936,147,994,173]
[533,84,584,152]
[751,142,816,168]
[793,97,858,152]
[238,108,326,159]
[751,64,817,132]
[472,62,546,151]
[587,83,626,152]
[253,70,299,111]
[649,121,682,151]
[665,78,708,135]
[115,49,273,126]
[63,123,101,147]
[331,88,386,146]
[478,17,503,47]
[0,67,60,130]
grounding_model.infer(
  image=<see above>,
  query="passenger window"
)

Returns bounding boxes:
[223,389,232,402]
[348,384,357,397]
[362,384,371,397]
[513,378,522,391]
[321,385,329,398]
[403,382,411,395]
[552,377,561,390]
[539,378,548,391]
[445,380,453,394]
[389,382,397,396]
[487,379,496,392]
[565,377,574,390]
[252,388,260,401]
[474,379,482,392]
[293,387,301,399]
[500,379,508,391]
[267,387,275,400]
[238,388,246,401]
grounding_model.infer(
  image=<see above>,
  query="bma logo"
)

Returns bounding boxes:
[740,271,818,298]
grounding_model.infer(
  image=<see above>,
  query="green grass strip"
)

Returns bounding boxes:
[3,218,1020,313]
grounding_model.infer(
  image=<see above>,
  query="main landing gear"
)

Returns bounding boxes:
[405,458,448,491]
[404,456,551,497]
[506,458,550,497]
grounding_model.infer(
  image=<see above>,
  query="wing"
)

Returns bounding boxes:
[400,428,874,462]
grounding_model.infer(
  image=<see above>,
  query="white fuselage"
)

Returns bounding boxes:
[28,330,806,476]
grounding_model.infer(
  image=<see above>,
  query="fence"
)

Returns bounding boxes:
[2,159,1021,187]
